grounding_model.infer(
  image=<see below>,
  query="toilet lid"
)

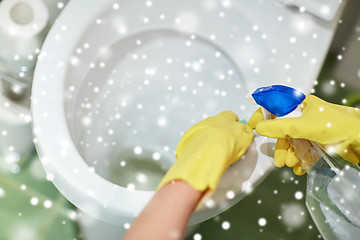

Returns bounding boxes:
[32,0,328,226]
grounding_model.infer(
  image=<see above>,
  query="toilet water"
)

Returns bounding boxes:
[109,148,171,191]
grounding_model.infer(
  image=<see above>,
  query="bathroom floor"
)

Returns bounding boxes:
[0,153,82,240]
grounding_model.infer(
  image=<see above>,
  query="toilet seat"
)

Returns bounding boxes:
[32,0,340,227]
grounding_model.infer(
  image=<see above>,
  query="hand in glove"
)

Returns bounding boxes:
[157,111,254,191]
[249,95,360,175]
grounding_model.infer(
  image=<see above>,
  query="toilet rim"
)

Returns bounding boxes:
[32,0,157,225]
[32,0,275,226]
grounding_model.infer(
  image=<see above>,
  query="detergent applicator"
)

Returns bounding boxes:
[246,85,335,172]
[247,84,360,240]
[247,85,305,119]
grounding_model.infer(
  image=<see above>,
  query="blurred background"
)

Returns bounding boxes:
[0,0,359,239]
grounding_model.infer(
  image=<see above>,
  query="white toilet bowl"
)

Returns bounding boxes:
[31,0,343,238]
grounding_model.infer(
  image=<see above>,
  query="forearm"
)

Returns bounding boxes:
[123,180,203,240]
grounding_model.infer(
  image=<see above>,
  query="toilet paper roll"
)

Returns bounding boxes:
[0,0,49,38]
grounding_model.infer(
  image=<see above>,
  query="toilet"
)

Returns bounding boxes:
[31,0,344,238]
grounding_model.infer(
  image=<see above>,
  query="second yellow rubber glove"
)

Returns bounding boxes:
[249,95,360,175]
[157,111,254,191]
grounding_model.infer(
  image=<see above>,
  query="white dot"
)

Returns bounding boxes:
[30,197,39,206]
[68,210,77,220]
[321,5,330,16]
[44,200,52,208]
[137,104,143,109]
[46,173,54,181]
[127,183,135,191]
[221,0,232,8]
[226,191,235,199]
[0,188,5,198]
[295,191,303,200]
[136,173,148,184]
[124,223,131,229]
[205,199,215,208]
[158,117,168,127]
[134,146,142,155]
[281,203,306,229]
[57,2,64,9]
[258,218,267,227]
[113,3,119,9]
[222,221,230,230]
[326,122,332,128]
[152,152,161,161]
[290,37,297,43]
[193,233,202,240]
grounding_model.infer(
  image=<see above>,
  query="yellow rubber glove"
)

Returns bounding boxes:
[249,95,360,175]
[157,111,254,191]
